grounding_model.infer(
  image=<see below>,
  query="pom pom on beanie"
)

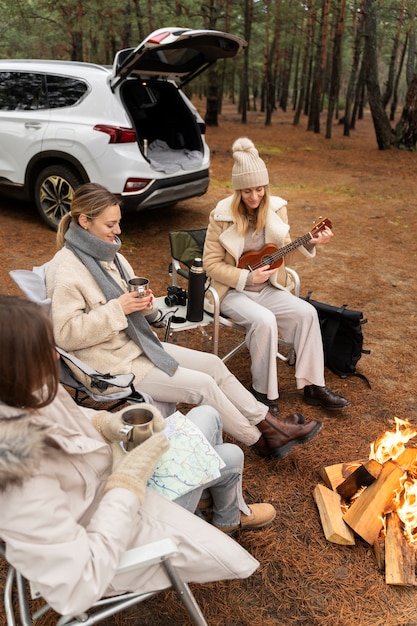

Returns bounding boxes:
[231,137,269,190]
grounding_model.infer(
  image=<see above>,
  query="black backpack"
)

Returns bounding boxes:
[303,293,371,386]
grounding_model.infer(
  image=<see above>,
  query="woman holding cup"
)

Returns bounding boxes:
[0,295,263,618]
[46,183,321,461]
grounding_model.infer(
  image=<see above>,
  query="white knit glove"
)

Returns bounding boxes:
[104,433,170,504]
[91,403,166,444]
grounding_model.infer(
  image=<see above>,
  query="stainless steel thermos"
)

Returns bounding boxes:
[186,258,206,322]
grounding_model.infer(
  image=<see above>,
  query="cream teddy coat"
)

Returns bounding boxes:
[203,195,316,310]
[0,386,259,616]
[45,247,156,393]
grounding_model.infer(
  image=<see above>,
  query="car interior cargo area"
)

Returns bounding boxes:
[121,80,204,174]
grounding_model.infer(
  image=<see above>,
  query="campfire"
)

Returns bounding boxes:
[314,417,417,586]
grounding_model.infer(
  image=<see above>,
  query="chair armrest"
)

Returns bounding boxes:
[57,347,135,390]
[116,539,179,573]
[285,267,300,297]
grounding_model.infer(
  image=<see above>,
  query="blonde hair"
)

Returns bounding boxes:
[230,186,271,236]
[56,183,120,248]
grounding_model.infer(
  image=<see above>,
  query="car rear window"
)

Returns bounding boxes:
[46,75,88,108]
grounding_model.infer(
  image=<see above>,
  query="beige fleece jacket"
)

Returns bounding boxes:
[203,194,315,310]
[45,248,155,393]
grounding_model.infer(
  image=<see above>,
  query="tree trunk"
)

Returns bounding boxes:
[205,67,219,127]
[390,34,407,122]
[381,0,406,110]
[362,0,394,149]
[326,0,347,139]
[308,0,330,133]
[265,36,277,124]
[395,75,417,150]
[240,0,253,124]
[343,0,365,136]
[293,0,315,125]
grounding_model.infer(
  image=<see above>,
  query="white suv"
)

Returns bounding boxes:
[0,27,245,229]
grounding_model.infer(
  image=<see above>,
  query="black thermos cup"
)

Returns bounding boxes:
[186,258,206,322]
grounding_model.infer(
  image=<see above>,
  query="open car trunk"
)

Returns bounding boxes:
[121,79,204,174]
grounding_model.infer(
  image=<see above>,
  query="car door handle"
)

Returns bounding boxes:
[24,122,43,130]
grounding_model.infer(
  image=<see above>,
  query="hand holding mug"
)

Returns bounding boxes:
[118,404,166,451]
[119,290,153,314]
[128,277,153,309]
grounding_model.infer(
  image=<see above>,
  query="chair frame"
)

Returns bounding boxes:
[9,267,146,411]
[1,539,207,626]
[166,229,300,364]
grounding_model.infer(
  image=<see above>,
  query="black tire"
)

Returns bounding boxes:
[34,165,84,230]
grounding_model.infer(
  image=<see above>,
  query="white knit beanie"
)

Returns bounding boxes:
[231,137,269,190]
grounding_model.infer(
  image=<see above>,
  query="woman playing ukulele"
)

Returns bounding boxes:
[203,137,349,416]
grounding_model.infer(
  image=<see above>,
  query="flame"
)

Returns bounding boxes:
[369,417,417,464]
[368,417,417,543]
[396,479,417,543]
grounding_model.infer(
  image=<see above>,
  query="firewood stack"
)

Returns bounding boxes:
[313,419,417,587]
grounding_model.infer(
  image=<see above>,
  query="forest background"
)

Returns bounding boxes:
[1,0,417,150]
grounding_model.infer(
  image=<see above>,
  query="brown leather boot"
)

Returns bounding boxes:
[251,434,271,458]
[271,412,305,425]
[257,413,322,459]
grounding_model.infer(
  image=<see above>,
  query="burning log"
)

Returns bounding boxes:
[316,419,417,586]
[373,536,385,571]
[342,459,405,544]
[336,459,383,501]
[313,483,355,545]
[319,461,363,491]
[342,449,417,545]
[385,512,416,586]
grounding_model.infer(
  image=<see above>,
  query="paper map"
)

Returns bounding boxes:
[147,411,225,500]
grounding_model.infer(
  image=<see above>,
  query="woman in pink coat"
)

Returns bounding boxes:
[0,295,261,617]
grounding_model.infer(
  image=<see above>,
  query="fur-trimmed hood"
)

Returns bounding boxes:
[0,403,48,492]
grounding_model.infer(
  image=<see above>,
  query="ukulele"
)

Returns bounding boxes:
[238,217,332,271]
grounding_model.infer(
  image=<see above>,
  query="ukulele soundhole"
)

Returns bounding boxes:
[262,255,275,265]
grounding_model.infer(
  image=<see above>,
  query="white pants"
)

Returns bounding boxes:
[138,342,268,447]
[221,286,325,400]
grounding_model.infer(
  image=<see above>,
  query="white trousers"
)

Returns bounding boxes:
[138,342,268,447]
[221,286,325,400]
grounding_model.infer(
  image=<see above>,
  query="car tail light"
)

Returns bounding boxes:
[123,178,152,192]
[94,125,137,143]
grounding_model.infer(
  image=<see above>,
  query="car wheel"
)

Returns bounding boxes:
[34,165,84,230]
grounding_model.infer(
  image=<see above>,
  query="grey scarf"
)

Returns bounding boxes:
[65,222,178,377]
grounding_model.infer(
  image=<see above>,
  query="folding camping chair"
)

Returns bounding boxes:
[165,228,300,364]
[10,266,148,411]
[0,539,208,625]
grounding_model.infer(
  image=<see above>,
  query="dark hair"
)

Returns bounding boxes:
[56,183,120,249]
[0,296,59,408]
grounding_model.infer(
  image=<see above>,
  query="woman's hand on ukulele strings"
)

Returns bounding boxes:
[251,265,277,284]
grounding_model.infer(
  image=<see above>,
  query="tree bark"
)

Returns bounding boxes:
[362,0,394,149]
[308,0,330,134]
[326,0,347,139]
[395,74,417,150]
